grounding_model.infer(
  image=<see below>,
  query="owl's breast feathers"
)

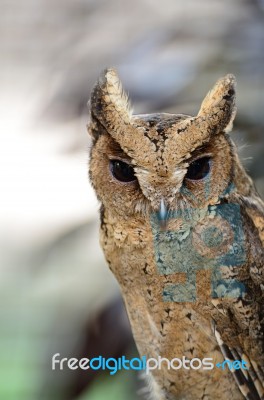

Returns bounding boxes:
[100,193,264,399]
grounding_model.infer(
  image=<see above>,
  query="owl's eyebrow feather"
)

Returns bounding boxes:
[90,112,133,162]
[184,144,212,163]
[105,139,132,163]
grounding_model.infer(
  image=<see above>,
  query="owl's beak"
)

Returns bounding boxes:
[158,198,168,230]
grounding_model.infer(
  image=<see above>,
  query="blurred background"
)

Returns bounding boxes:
[0,0,264,399]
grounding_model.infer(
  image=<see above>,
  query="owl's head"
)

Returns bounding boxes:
[88,69,237,220]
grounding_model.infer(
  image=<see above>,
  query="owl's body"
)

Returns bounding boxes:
[88,70,264,400]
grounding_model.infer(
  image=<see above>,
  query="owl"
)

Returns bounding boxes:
[88,69,264,400]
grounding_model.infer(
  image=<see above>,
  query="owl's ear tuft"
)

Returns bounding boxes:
[88,68,132,134]
[197,74,237,134]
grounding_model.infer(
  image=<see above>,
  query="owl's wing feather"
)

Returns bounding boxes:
[236,349,264,399]
[213,321,264,400]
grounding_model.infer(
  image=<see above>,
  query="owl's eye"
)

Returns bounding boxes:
[110,160,136,183]
[185,157,211,181]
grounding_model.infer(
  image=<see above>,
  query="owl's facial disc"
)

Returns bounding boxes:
[104,131,227,213]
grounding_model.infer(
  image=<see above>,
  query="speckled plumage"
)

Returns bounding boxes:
[88,69,264,400]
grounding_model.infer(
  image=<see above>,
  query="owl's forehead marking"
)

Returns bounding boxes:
[134,113,190,132]
[130,113,191,176]
[132,113,192,153]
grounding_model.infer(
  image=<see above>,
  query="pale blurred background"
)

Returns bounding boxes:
[0,0,264,399]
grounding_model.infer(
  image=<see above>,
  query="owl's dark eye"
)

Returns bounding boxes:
[110,160,136,183]
[185,157,211,181]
